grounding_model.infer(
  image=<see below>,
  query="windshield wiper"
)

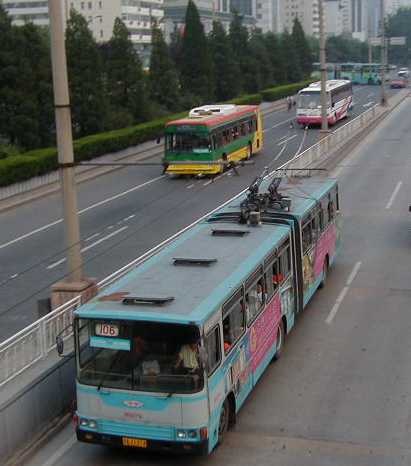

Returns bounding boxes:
[97,352,122,391]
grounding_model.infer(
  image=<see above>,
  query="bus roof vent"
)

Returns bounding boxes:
[211,229,250,237]
[123,296,175,306]
[173,257,217,266]
[189,105,237,118]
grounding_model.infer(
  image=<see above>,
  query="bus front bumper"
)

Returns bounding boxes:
[76,428,208,455]
[165,162,222,175]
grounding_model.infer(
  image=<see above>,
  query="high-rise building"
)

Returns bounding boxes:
[351,0,368,41]
[255,0,276,33]
[324,0,344,36]
[278,0,320,37]
[163,0,256,41]
[0,0,164,66]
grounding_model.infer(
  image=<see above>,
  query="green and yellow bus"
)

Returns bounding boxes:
[163,105,264,175]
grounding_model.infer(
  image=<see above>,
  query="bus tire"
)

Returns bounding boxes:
[273,319,285,361]
[218,399,230,446]
[246,143,252,160]
[319,258,328,289]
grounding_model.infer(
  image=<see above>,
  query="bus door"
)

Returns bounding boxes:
[221,288,252,408]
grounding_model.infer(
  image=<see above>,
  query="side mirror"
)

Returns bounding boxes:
[56,335,64,356]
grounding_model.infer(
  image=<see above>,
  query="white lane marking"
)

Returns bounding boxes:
[84,232,100,242]
[187,183,195,189]
[264,116,296,133]
[326,261,362,324]
[278,134,297,146]
[367,93,374,98]
[107,225,114,229]
[41,435,77,466]
[124,214,135,221]
[277,134,289,143]
[0,175,165,250]
[10,273,19,279]
[385,181,402,209]
[47,226,129,270]
[363,101,375,108]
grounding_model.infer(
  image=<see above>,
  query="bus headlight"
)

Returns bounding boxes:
[88,420,97,429]
[176,430,187,439]
[79,418,97,429]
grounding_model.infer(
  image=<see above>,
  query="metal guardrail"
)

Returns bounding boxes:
[286,105,378,172]
[0,104,380,389]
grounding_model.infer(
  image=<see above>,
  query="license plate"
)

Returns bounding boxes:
[122,437,147,448]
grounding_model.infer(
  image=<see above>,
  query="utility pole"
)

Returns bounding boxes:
[48,1,96,309]
[380,0,387,106]
[319,0,328,135]
[48,0,82,282]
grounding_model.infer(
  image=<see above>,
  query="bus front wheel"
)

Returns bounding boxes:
[218,399,230,445]
[273,320,285,361]
[246,143,252,160]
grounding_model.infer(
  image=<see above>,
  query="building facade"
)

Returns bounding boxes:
[386,0,411,14]
[324,0,344,36]
[278,0,320,36]
[0,0,164,65]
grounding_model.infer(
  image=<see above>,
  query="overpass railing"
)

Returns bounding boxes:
[0,104,380,389]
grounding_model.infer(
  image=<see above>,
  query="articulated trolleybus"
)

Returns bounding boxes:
[163,104,264,175]
[296,80,353,127]
[71,172,341,455]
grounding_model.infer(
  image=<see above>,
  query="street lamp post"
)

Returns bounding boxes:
[380,0,387,106]
[318,0,329,135]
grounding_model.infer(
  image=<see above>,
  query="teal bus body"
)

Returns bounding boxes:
[73,176,341,455]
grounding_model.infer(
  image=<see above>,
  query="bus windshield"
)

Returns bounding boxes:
[166,132,211,153]
[76,319,204,394]
[298,92,321,109]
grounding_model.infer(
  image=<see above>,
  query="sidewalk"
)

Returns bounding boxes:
[0,100,285,214]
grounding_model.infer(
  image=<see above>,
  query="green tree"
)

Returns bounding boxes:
[149,24,182,112]
[209,21,240,100]
[0,7,54,150]
[326,35,368,63]
[248,30,274,91]
[180,0,214,101]
[229,11,249,92]
[292,18,312,77]
[281,29,302,83]
[264,32,287,84]
[105,18,149,127]
[387,7,411,64]
[66,9,106,137]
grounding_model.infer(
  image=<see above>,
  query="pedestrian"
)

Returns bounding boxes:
[287,96,292,111]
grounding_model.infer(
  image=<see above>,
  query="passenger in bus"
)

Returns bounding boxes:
[175,341,199,372]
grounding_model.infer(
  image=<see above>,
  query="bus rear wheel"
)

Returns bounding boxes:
[218,399,230,445]
[273,320,285,361]
[319,259,328,289]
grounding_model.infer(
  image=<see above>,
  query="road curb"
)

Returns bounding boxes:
[5,412,72,466]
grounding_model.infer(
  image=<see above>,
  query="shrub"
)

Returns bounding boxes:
[260,79,314,102]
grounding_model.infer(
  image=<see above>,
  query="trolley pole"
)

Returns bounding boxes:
[319,0,329,136]
[48,0,83,282]
[380,0,387,106]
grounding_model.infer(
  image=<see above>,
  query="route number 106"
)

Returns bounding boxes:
[95,323,119,337]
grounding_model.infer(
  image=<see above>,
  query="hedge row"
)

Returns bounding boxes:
[0,81,309,187]
[260,79,314,102]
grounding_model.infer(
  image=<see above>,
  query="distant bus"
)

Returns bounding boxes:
[311,62,340,80]
[67,173,341,455]
[339,63,383,85]
[163,104,264,175]
[296,80,353,126]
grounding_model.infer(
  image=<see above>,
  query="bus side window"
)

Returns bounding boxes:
[279,247,291,278]
[223,300,245,354]
[245,278,265,324]
[302,222,312,253]
[328,194,335,221]
[311,216,319,242]
[205,326,221,375]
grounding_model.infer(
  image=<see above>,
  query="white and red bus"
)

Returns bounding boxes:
[296,80,353,127]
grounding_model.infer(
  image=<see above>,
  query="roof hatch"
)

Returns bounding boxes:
[211,229,250,237]
[122,296,174,306]
[173,257,217,266]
